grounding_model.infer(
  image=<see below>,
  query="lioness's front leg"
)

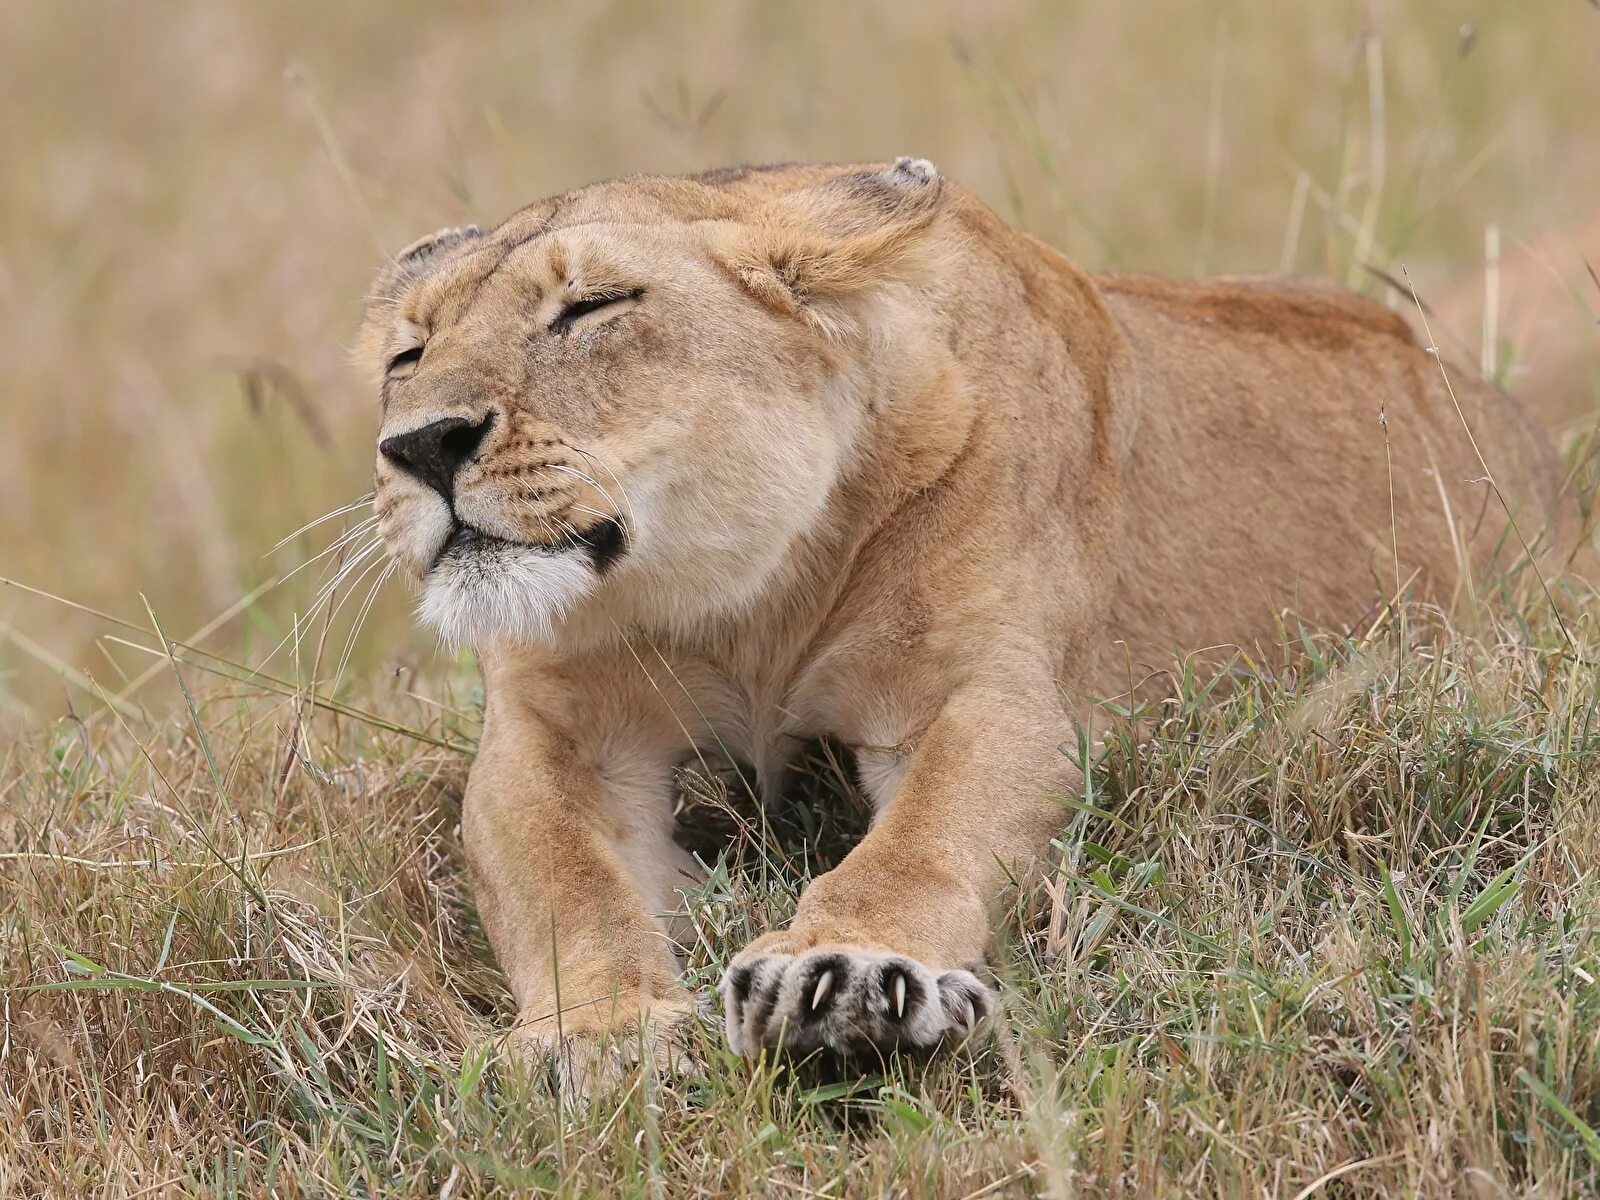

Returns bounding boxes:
[722,666,1073,1057]
[466,672,701,1093]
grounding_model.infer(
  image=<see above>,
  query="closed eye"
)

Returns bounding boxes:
[387,345,424,376]
[550,288,643,333]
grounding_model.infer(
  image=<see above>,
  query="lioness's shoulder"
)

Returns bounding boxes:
[1099,272,1417,351]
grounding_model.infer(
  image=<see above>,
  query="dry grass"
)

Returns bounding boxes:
[7,595,1600,1197]
[4,2,1600,1197]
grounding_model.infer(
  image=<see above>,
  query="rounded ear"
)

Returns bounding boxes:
[366,224,484,311]
[354,224,484,373]
[790,156,946,235]
[726,158,949,339]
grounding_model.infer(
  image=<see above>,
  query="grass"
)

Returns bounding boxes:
[7,592,1600,1196]
[5,2,1600,1196]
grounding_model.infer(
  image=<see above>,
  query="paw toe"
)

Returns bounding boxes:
[722,947,993,1058]
[798,953,849,1018]
[866,956,944,1046]
[935,969,997,1036]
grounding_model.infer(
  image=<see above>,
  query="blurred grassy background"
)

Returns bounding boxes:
[2,0,1598,723]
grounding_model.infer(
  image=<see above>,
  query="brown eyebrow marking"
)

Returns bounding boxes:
[408,245,496,329]
[546,240,571,284]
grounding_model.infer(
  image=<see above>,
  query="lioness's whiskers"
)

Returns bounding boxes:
[569,446,640,531]
[277,516,382,588]
[548,461,632,534]
[323,542,391,615]
[271,493,375,553]
[308,537,386,615]
[319,534,384,588]
[513,496,566,546]
[545,462,610,501]
[299,546,392,675]
[332,557,398,691]
[245,536,388,680]
[316,515,382,556]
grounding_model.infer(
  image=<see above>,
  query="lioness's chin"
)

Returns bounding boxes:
[417,542,597,648]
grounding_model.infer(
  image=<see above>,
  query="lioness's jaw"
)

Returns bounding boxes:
[413,513,634,648]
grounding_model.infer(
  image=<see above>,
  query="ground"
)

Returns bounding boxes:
[5,571,1600,1196]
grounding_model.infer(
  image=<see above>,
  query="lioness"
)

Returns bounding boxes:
[361,159,1565,1085]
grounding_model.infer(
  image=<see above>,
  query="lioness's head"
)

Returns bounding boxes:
[360,159,949,647]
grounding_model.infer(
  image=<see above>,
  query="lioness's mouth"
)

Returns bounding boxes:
[561,516,627,575]
[433,517,627,576]
[429,523,496,572]
[438,524,485,562]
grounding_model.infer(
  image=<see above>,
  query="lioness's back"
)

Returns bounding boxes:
[1094,272,1565,685]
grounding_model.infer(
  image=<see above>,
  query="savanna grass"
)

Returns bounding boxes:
[5,562,1600,1196]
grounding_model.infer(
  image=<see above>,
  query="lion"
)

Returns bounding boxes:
[359,158,1570,1089]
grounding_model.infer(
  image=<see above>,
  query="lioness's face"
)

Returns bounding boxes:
[360,162,943,647]
[365,224,850,647]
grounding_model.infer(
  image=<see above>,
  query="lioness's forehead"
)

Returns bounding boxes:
[402,224,658,330]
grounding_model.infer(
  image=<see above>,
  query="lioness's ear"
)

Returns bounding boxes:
[354,224,484,372]
[728,157,947,339]
[367,224,484,311]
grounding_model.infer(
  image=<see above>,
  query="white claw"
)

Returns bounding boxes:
[893,974,907,1019]
[811,970,835,1012]
[963,999,976,1032]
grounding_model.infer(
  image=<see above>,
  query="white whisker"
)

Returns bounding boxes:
[245,539,388,681]
[308,538,386,614]
[513,496,567,546]
[314,547,393,652]
[315,532,384,589]
[547,462,632,535]
[277,517,381,587]
[332,557,398,691]
[271,494,375,553]
[571,445,640,532]
[545,462,610,501]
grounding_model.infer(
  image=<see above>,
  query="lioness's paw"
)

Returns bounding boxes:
[505,994,705,1101]
[721,946,994,1058]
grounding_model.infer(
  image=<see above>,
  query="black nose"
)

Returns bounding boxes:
[379,415,492,499]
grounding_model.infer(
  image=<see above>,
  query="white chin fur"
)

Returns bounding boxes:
[418,543,596,648]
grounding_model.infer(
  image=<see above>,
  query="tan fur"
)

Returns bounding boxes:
[360,160,1570,1085]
